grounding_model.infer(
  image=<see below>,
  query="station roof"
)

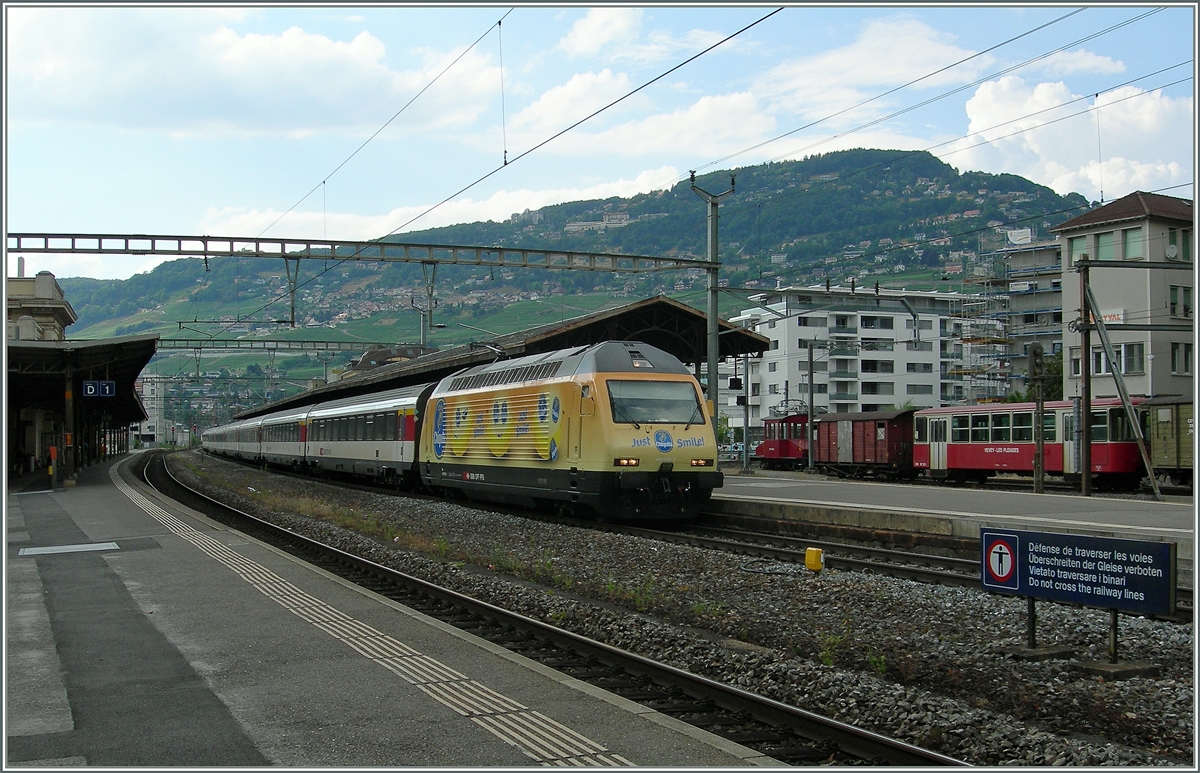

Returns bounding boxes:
[7,333,159,424]
[238,295,768,419]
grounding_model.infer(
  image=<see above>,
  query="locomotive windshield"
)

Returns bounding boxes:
[607,380,703,425]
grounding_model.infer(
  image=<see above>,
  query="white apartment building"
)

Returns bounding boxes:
[726,285,981,434]
[133,373,167,445]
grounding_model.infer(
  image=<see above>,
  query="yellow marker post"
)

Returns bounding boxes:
[805,547,825,574]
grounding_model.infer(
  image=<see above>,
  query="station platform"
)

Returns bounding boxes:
[6,454,769,767]
[714,471,1194,565]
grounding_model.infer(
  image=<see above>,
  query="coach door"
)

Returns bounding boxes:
[928,417,949,471]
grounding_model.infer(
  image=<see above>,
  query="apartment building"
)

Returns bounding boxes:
[727,285,973,431]
[1053,191,1193,400]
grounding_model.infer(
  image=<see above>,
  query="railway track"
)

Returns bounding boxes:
[141,451,966,767]
[617,517,1194,623]
[191,451,1194,622]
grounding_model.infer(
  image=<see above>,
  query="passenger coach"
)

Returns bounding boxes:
[913,397,1145,489]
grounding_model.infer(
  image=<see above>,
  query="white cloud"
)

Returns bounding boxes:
[557,9,642,58]
[511,69,635,136]
[758,16,993,126]
[7,9,500,137]
[573,93,776,158]
[1028,49,1125,78]
[939,76,1193,201]
[200,166,682,240]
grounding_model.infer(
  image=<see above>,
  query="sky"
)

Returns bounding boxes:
[5,4,1196,280]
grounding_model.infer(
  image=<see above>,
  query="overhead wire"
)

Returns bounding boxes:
[681,6,1166,192]
[191,9,515,337]
[256,8,515,240]
[689,7,1087,178]
[381,7,785,237]
[208,7,784,332]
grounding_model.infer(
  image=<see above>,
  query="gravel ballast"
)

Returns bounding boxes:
[168,451,1193,766]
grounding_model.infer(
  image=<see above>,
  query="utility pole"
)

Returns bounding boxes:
[1079,257,1092,496]
[1030,342,1045,493]
[691,171,734,432]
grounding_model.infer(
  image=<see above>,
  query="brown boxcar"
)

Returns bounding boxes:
[813,409,918,479]
[1142,395,1193,487]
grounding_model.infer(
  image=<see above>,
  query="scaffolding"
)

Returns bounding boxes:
[949,252,1011,403]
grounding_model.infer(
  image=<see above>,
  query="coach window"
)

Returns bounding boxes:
[951,415,970,442]
[1090,411,1108,442]
[1110,408,1136,441]
[1043,412,1056,442]
[914,416,927,442]
[385,413,396,441]
[971,414,990,442]
[990,413,1011,442]
[1012,412,1033,442]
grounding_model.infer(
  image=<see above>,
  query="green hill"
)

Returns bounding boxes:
[62,148,1088,349]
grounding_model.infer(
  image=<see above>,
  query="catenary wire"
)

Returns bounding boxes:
[203,7,784,332]
[682,7,1166,192]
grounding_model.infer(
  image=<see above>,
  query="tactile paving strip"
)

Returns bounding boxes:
[112,466,634,766]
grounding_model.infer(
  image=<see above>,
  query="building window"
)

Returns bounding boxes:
[1169,285,1192,318]
[907,362,933,373]
[768,362,777,373]
[1171,342,1193,375]
[861,382,894,396]
[770,339,779,350]
[768,383,780,394]
[860,360,894,373]
[1122,227,1143,260]
[1168,228,1193,262]
[1068,235,1087,266]
[814,383,828,394]
[1069,347,1081,377]
[1096,231,1114,260]
[1090,343,1145,375]
[860,316,894,329]
[906,340,933,351]
[1123,342,1144,374]
[906,383,934,394]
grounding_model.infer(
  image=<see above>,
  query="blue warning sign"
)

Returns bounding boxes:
[980,528,1177,616]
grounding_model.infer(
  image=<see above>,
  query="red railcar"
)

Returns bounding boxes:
[811,409,918,479]
[754,413,810,470]
[912,397,1146,490]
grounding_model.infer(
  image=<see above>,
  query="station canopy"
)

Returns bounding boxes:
[239,295,768,419]
[7,333,159,424]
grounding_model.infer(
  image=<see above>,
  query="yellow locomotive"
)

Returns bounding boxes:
[419,341,722,520]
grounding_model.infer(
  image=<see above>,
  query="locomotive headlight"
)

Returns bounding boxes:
[690,458,715,467]
[614,457,640,467]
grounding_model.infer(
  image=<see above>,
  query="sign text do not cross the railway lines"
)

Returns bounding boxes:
[981,529,1176,616]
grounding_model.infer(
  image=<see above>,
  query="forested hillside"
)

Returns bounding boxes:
[61,148,1089,340]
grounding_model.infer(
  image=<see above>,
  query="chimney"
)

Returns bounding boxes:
[17,256,25,278]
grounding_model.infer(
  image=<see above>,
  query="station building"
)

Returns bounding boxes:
[5,267,156,485]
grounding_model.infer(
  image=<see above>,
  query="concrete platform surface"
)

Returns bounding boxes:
[715,473,1194,548]
[6,454,770,767]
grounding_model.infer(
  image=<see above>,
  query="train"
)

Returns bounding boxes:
[201,341,723,521]
[753,396,1194,491]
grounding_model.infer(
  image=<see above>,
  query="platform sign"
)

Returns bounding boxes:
[82,380,116,397]
[980,528,1176,616]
